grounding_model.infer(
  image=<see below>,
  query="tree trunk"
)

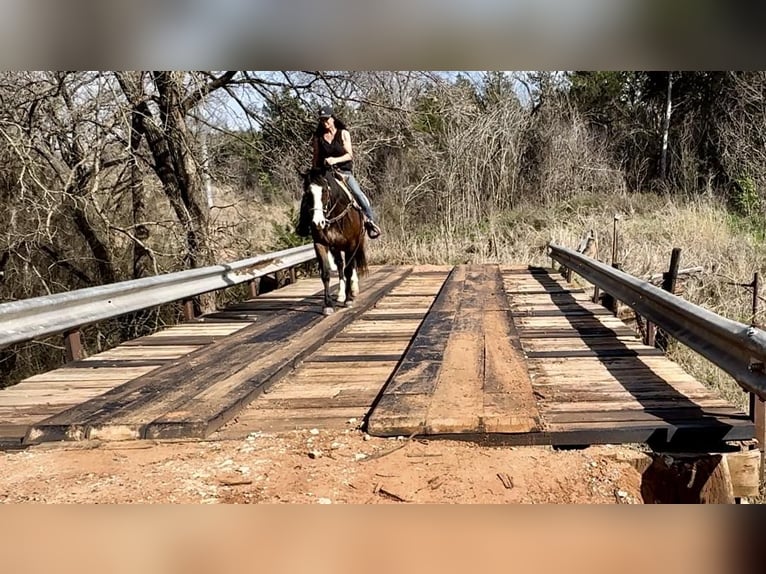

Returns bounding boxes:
[660,73,673,180]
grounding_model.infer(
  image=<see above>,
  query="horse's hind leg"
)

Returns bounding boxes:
[350,266,359,298]
[343,260,357,307]
[315,244,334,315]
[334,251,348,306]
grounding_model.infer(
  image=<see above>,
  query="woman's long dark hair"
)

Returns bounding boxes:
[314,116,347,139]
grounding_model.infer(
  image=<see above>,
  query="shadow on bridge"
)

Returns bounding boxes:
[525,266,750,450]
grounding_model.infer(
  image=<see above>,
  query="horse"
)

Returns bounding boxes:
[298,166,368,315]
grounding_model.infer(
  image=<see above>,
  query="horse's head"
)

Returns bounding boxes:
[300,167,349,231]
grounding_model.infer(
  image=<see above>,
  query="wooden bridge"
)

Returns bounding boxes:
[0,264,755,451]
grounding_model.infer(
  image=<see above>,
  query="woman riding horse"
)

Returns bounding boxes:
[298,166,368,315]
[312,105,382,239]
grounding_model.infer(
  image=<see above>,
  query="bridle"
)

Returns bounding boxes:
[309,169,358,227]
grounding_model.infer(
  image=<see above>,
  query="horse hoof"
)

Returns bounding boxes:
[322,307,334,316]
[345,300,354,308]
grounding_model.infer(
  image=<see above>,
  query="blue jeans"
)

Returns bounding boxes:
[340,172,375,221]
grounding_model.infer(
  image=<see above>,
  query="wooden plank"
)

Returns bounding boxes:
[121,336,221,347]
[542,421,755,447]
[526,349,665,359]
[256,393,379,409]
[23,275,340,443]
[541,398,733,413]
[521,336,644,351]
[20,366,159,383]
[424,308,485,433]
[361,313,427,321]
[529,359,693,371]
[367,266,467,435]
[65,359,172,368]
[368,393,431,436]
[381,359,442,395]
[481,275,541,433]
[517,328,640,339]
[140,266,412,440]
[511,308,615,317]
[308,354,403,363]
[260,382,382,400]
[370,265,543,437]
[535,388,728,402]
[504,289,585,295]
[544,406,750,424]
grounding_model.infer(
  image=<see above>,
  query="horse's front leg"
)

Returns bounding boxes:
[315,244,334,315]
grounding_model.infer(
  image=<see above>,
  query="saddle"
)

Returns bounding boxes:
[331,172,360,210]
[332,173,381,239]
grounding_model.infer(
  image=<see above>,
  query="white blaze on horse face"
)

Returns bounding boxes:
[350,268,359,296]
[310,183,327,229]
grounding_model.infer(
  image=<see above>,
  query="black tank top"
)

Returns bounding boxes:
[316,130,353,172]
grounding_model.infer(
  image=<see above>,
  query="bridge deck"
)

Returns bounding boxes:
[0,265,754,449]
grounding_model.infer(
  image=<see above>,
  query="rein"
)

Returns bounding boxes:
[316,172,358,226]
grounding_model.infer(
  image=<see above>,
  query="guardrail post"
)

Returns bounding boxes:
[662,248,682,293]
[645,321,656,347]
[602,263,621,314]
[655,248,682,350]
[750,393,766,482]
[748,271,765,481]
[249,278,260,298]
[182,298,196,321]
[63,329,84,362]
[289,266,297,284]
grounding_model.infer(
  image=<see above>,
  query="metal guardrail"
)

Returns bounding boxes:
[0,244,316,350]
[548,243,766,400]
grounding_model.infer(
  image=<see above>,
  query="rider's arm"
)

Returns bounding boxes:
[339,129,354,161]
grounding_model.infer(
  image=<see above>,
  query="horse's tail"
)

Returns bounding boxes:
[353,237,368,277]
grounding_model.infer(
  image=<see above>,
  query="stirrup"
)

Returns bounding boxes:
[365,220,381,239]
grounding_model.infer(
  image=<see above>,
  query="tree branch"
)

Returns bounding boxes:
[181,71,238,113]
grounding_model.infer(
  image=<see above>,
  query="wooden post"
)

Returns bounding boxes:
[249,278,260,299]
[610,262,621,313]
[751,394,766,483]
[661,247,682,293]
[182,298,196,321]
[748,271,764,481]
[289,266,297,285]
[655,248,681,350]
[63,329,84,362]
[601,263,621,314]
[592,285,600,304]
[645,321,656,347]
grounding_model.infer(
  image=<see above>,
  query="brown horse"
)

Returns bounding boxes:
[298,167,368,315]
